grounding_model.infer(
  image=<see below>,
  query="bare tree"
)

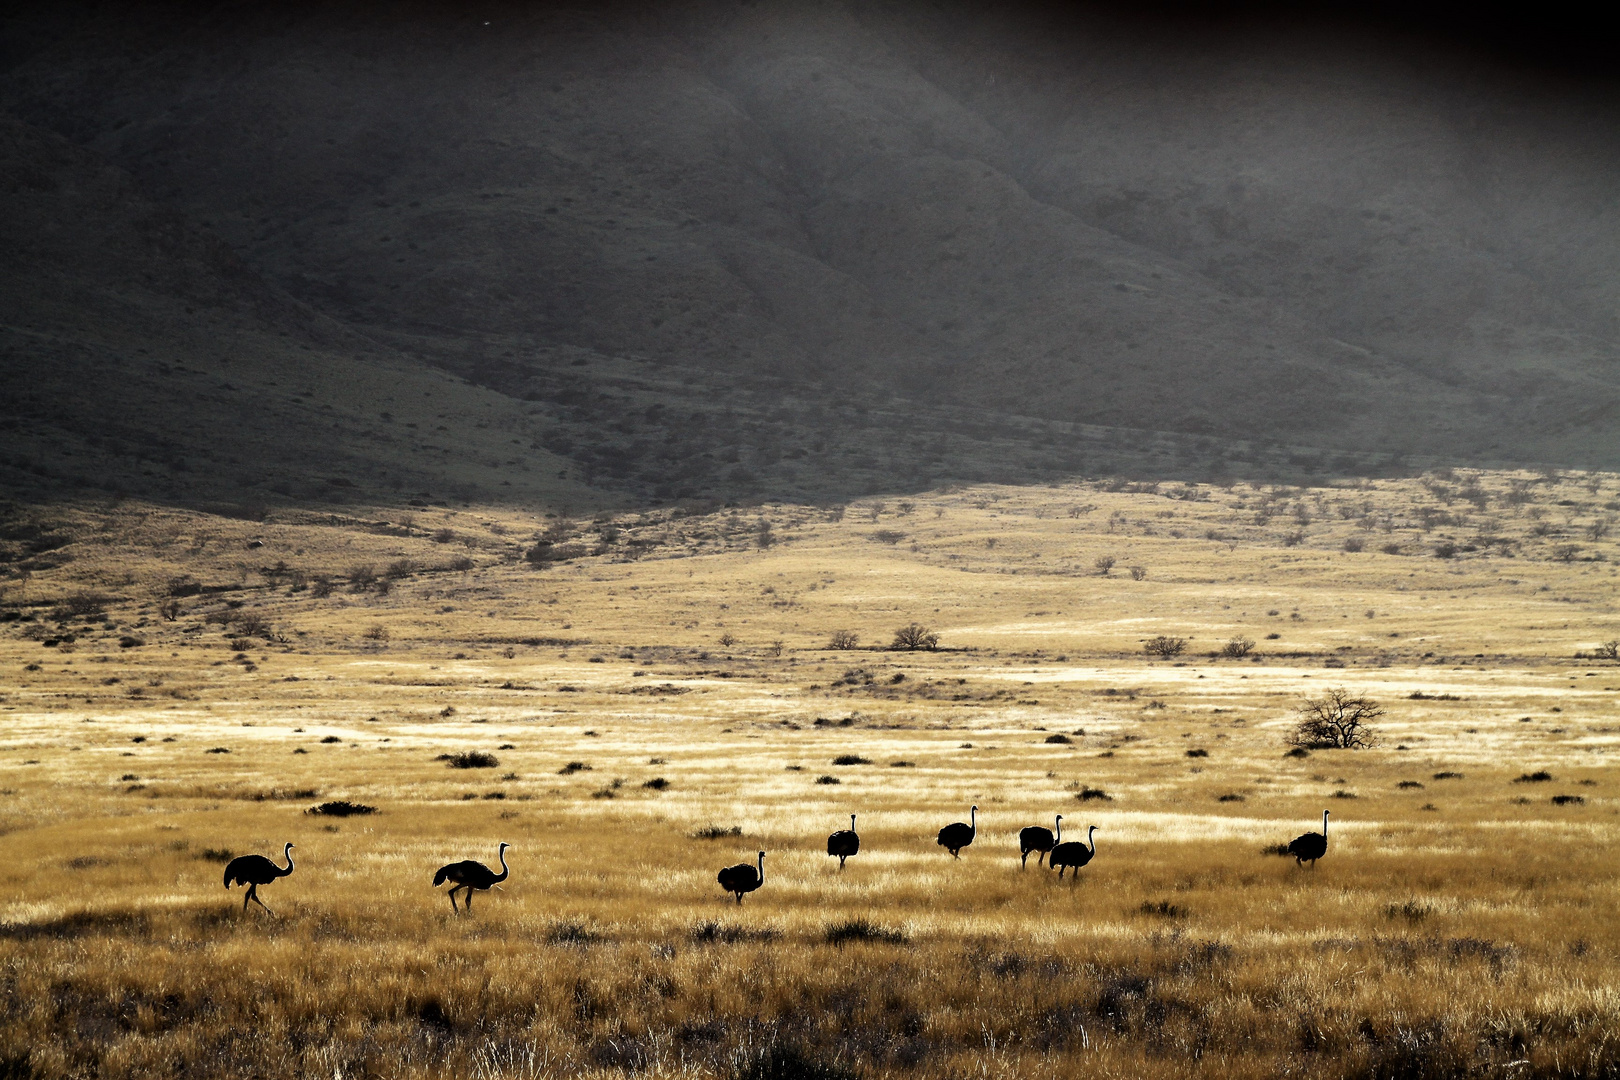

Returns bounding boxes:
[1289,688,1382,749]
[1128,566,1147,581]
[828,629,859,650]
[1094,555,1116,576]
[891,623,939,651]
[1143,635,1186,659]
[1220,636,1255,658]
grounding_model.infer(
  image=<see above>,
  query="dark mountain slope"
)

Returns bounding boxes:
[0,108,592,508]
[2,0,1618,491]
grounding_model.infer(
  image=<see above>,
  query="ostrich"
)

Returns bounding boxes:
[717,851,765,904]
[1287,810,1329,867]
[937,805,977,858]
[1019,814,1060,868]
[223,842,295,915]
[827,814,860,870]
[433,841,511,912]
[1049,820,1096,880]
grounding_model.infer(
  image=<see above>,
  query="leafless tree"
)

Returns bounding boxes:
[891,623,939,651]
[1289,688,1382,749]
[1094,555,1116,576]
[1143,635,1186,659]
[828,629,859,650]
[1220,636,1255,658]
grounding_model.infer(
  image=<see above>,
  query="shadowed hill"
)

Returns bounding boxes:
[2,0,1619,512]
[0,108,596,509]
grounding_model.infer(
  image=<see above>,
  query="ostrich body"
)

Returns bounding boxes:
[433,842,510,912]
[937,805,977,858]
[827,814,860,869]
[223,842,295,915]
[717,851,765,904]
[1288,810,1329,867]
[1050,821,1096,880]
[1019,814,1059,868]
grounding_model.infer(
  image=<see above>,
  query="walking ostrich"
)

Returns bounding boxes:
[223,842,295,915]
[1287,810,1329,867]
[1019,814,1059,868]
[717,851,765,904]
[827,814,860,870]
[1049,820,1096,880]
[937,805,977,858]
[433,841,510,913]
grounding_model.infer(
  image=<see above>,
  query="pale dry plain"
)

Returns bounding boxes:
[1,470,1618,1079]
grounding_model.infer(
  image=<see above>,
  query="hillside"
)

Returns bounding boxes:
[3,1,1620,513]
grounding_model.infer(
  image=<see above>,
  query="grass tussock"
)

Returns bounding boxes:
[305,800,376,817]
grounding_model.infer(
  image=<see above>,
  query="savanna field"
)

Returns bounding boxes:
[2,470,1618,1079]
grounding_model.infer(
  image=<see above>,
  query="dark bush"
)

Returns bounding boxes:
[307,800,377,817]
[446,752,499,769]
[815,775,841,785]
[1076,787,1113,801]
[1514,771,1553,783]
[558,761,591,774]
[831,754,871,765]
[1186,748,1209,758]
[319,735,342,744]
[1044,734,1072,744]
[824,918,909,946]
[642,777,670,790]
[732,1044,860,1080]
[1552,794,1585,806]
[691,824,741,840]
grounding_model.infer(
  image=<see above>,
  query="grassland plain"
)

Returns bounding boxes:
[1,468,1618,1079]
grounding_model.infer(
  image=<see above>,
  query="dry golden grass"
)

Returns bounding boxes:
[1,469,1618,1078]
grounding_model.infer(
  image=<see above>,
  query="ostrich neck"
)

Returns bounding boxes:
[494,847,510,883]
[1323,812,1329,842]
[1054,818,1062,844]
[1088,826,1097,853]
[756,853,764,884]
[281,846,295,876]
[969,807,976,834]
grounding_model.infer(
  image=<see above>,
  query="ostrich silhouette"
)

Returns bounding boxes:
[937,805,977,858]
[1288,810,1329,867]
[826,814,860,869]
[223,842,295,915]
[433,842,510,912]
[717,850,765,904]
[1049,820,1096,880]
[1020,814,1059,868]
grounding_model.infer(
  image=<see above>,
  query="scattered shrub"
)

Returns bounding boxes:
[824,918,909,946]
[732,1044,860,1080]
[1138,900,1189,919]
[815,775,841,785]
[558,761,592,774]
[1044,734,1072,744]
[1076,786,1113,802]
[1514,771,1553,783]
[1217,793,1245,803]
[1551,794,1585,805]
[691,824,742,840]
[205,747,230,754]
[1433,771,1464,780]
[831,754,871,765]
[446,752,499,769]
[1220,636,1256,658]
[1397,780,1425,789]
[642,777,670,790]
[307,800,377,817]
[319,735,342,744]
